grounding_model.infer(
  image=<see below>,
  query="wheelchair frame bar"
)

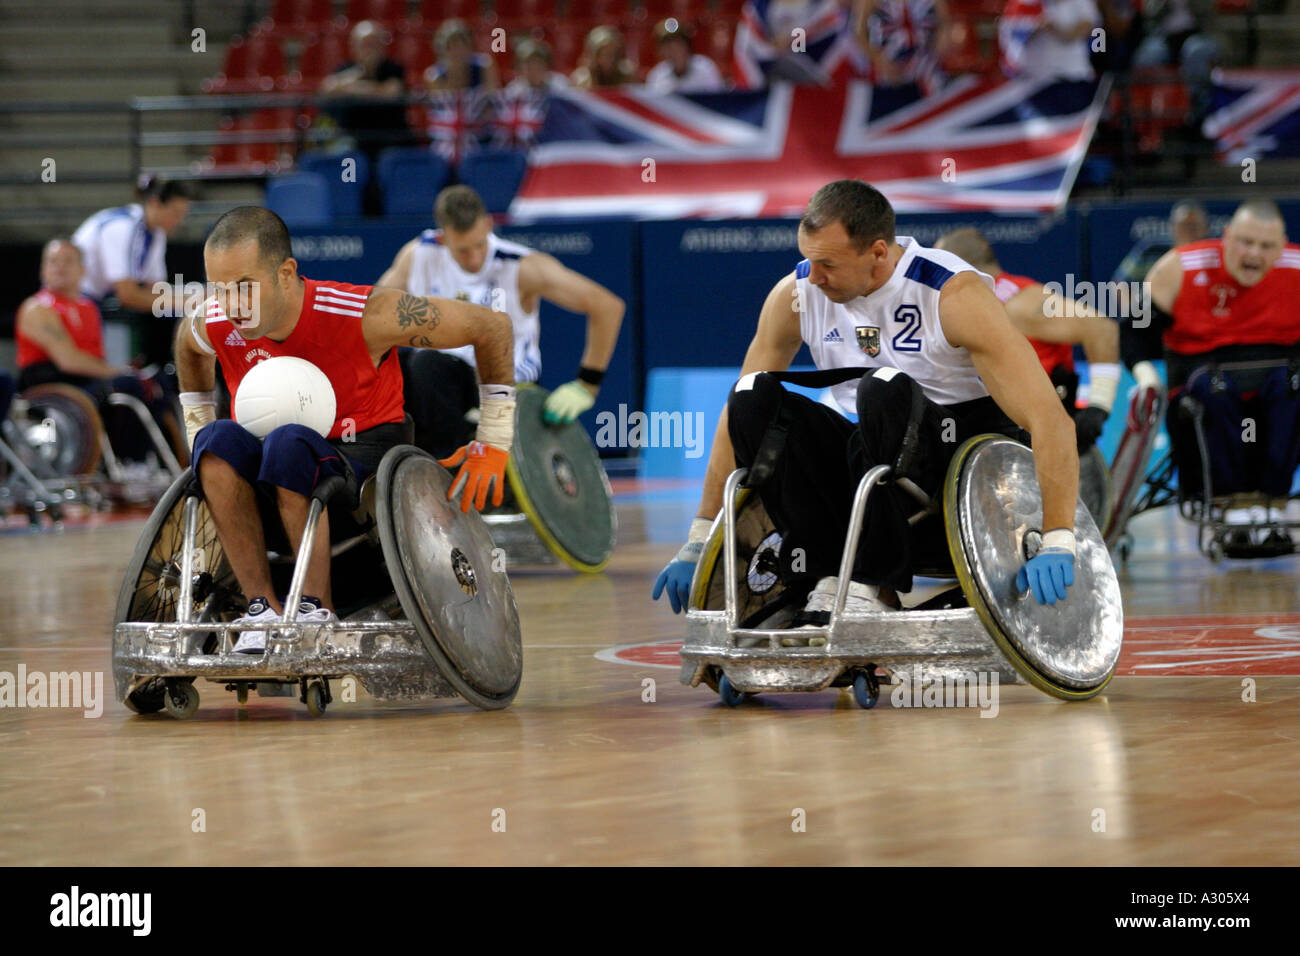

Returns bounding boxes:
[722,467,748,628]
[833,465,892,619]
[105,392,183,478]
[176,494,200,625]
[281,497,327,625]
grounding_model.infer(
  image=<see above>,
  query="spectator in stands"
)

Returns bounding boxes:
[570,25,638,88]
[425,19,500,92]
[1092,0,1142,74]
[999,0,1101,82]
[506,39,568,97]
[71,174,192,371]
[854,0,951,95]
[1133,0,1219,120]
[318,20,410,165]
[494,40,564,151]
[645,19,725,94]
[733,0,865,89]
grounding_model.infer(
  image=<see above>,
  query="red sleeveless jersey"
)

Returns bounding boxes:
[205,277,404,439]
[16,288,105,368]
[1167,239,1300,355]
[994,271,1073,374]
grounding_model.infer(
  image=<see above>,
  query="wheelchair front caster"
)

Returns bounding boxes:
[1116,533,1133,567]
[717,673,745,708]
[305,679,328,717]
[163,680,199,719]
[124,678,166,714]
[853,670,879,710]
[1207,539,1225,564]
[231,682,249,705]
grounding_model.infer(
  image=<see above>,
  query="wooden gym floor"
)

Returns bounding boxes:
[1,489,1298,866]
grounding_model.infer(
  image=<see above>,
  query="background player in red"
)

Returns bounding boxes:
[175,206,515,652]
[16,237,183,467]
[935,227,1121,451]
[1141,199,1300,549]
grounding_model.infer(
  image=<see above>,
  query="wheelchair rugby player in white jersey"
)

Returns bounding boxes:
[654,181,1124,705]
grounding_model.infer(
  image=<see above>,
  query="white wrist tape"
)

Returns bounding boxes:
[1041,528,1077,556]
[475,385,516,453]
[1086,362,1120,412]
[179,390,216,407]
[182,404,216,450]
[1132,360,1161,391]
[677,517,715,562]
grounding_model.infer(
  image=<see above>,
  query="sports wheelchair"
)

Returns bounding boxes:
[680,434,1124,708]
[110,444,523,718]
[1104,359,1300,564]
[1,374,186,525]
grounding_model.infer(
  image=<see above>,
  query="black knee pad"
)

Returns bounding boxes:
[727,372,785,442]
[855,368,927,478]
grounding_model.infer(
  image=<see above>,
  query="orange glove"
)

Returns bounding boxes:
[438,441,509,513]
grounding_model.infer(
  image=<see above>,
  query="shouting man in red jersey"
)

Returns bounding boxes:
[175,206,515,653]
[1141,199,1300,548]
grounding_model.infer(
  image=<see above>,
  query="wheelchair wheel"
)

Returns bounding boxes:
[943,435,1124,701]
[114,468,242,713]
[689,486,798,627]
[12,383,102,476]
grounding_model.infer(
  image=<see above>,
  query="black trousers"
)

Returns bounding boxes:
[727,370,1023,594]
[399,348,478,460]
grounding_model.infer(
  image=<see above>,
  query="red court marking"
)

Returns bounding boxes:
[599,614,1300,676]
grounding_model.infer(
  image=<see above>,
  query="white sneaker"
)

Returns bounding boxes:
[294,601,339,626]
[803,576,892,617]
[785,577,891,646]
[232,597,279,654]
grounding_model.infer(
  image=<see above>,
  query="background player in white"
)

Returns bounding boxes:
[377,185,625,455]
[652,180,1080,622]
[72,174,193,369]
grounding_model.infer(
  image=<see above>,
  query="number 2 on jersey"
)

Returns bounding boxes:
[892,304,922,352]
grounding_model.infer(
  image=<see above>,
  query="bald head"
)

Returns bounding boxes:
[1222,199,1287,287]
[934,227,999,273]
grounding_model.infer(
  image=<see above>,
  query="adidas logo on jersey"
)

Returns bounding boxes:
[225,329,245,347]
[1194,271,1209,286]
[823,328,844,343]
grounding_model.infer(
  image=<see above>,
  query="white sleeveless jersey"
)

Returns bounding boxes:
[406,230,542,382]
[796,236,995,413]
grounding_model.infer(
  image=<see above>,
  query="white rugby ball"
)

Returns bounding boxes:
[234,356,337,438]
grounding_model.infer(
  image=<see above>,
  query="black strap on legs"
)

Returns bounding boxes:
[741,368,870,489]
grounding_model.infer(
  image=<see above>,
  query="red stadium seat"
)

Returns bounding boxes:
[547,21,593,75]
[421,0,481,22]
[639,0,701,22]
[293,29,352,88]
[271,0,336,32]
[1126,68,1189,154]
[489,0,555,18]
[207,109,295,172]
[1215,0,1254,10]
[346,0,409,27]
[207,33,287,93]
[392,29,435,86]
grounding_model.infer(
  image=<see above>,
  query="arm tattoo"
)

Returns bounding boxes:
[408,334,433,348]
[396,293,440,331]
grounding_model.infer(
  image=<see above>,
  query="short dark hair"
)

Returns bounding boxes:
[136,173,193,204]
[934,227,997,271]
[800,180,894,251]
[205,205,294,270]
[435,185,488,232]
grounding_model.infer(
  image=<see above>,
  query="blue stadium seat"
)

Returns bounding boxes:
[458,149,529,214]
[265,172,332,227]
[376,147,452,216]
[295,151,370,219]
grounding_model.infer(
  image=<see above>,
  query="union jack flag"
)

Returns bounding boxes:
[867,0,945,95]
[490,90,549,150]
[424,90,490,164]
[509,75,1108,221]
[1203,69,1300,162]
[998,0,1045,77]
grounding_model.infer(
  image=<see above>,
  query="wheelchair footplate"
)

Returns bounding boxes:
[112,613,459,719]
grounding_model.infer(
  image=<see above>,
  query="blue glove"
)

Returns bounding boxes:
[652,518,713,614]
[1016,531,1076,606]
